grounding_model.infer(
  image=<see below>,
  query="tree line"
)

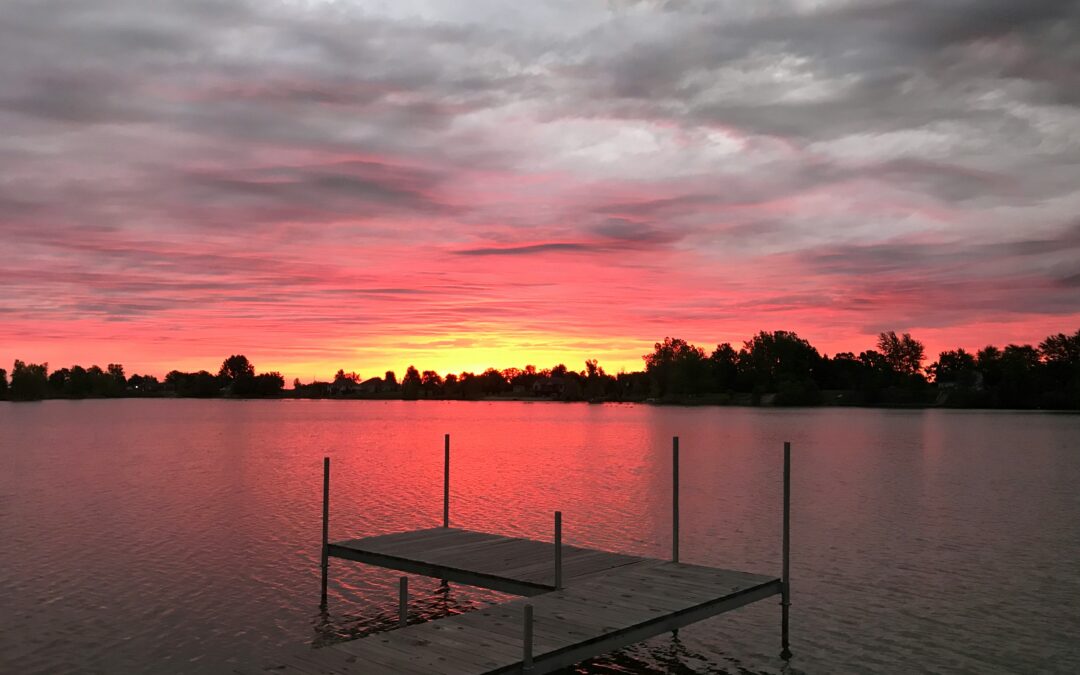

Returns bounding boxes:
[0,355,284,401]
[2,329,1078,409]
[294,327,1079,409]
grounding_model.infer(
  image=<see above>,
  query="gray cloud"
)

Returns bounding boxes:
[795,220,1080,321]
[455,242,594,256]
[179,159,459,220]
[1,0,1078,347]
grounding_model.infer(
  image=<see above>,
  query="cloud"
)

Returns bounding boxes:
[1,0,1079,377]
[455,242,595,256]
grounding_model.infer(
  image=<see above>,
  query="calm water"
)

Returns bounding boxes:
[2,400,1078,674]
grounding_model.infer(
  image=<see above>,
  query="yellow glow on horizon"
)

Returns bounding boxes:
[274,331,649,383]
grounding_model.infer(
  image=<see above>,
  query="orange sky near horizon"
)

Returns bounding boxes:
[6,316,1079,383]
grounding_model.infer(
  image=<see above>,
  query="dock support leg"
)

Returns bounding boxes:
[320,457,330,610]
[443,433,450,528]
[554,511,563,590]
[399,576,408,627]
[781,441,792,660]
[672,436,679,563]
[523,603,534,672]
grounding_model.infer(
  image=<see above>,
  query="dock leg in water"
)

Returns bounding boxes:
[780,441,792,660]
[523,603,534,672]
[320,457,330,610]
[672,435,679,563]
[443,433,450,528]
[554,511,563,590]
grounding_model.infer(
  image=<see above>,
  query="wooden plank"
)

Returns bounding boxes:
[331,576,781,674]
[505,552,641,585]
[526,579,783,674]
[332,527,647,593]
[326,543,552,596]
[424,539,546,569]
[315,527,783,675]
[342,529,504,555]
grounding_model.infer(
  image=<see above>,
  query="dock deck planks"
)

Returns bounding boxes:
[328,527,645,595]
[238,527,781,675]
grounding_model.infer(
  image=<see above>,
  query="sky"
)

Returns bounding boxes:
[2,0,1079,381]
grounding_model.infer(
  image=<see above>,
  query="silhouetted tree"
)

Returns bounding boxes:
[330,369,360,395]
[48,368,70,397]
[977,345,1003,387]
[479,368,508,395]
[644,337,707,397]
[0,368,7,399]
[218,355,260,396]
[502,367,523,383]
[817,352,863,392]
[997,344,1041,408]
[457,371,482,399]
[127,374,160,394]
[10,360,48,401]
[738,331,821,403]
[929,349,978,386]
[334,369,360,384]
[1039,330,1080,366]
[708,343,739,392]
[219,355,254,382]
[419,371,443,397]
[253,372,285,396]
[166,370,220,397]
[85,365,109,397]
[584,360,600,378]
[442,373,459,397]
[402,365,422,399]
[583,359,614,400]
[1039,330,1080,407]
[108,363,126,389]
[877,331,925,377]
[615,370,650,401]
[384,370,398,386]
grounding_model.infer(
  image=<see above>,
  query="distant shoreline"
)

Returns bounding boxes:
[4,393,1079,413]
[5,329,1078,409]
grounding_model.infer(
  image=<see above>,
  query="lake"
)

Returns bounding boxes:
[2,400,1079,674]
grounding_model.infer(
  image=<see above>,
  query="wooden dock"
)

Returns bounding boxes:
[239,436,793,674]
[328,526,644,596]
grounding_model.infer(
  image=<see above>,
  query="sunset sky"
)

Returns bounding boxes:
[2,0,1079,380]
